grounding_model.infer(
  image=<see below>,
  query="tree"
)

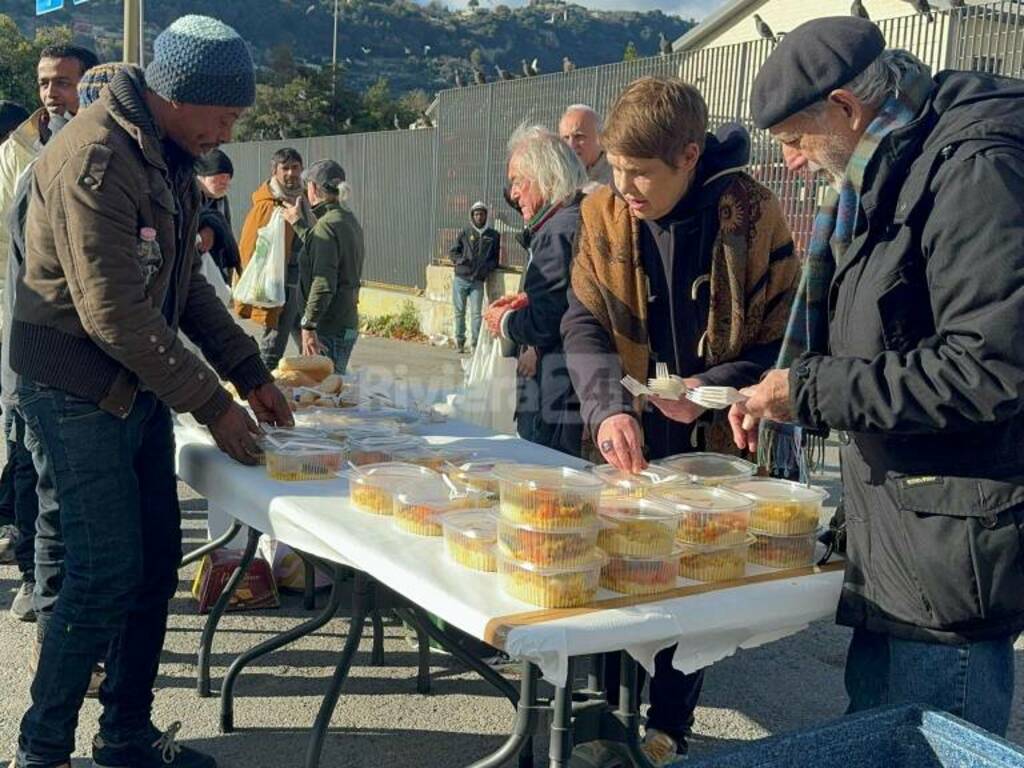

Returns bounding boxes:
[468,0,480,8]
[623,40,638,62]
[469,47,483,68]
[0,14,72,110]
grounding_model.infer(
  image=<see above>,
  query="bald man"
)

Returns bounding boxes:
[559,104,612,193]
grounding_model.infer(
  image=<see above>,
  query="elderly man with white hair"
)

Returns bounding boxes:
[483,124,587,455]
[559,104,612,193]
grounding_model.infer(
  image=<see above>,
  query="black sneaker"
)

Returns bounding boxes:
[92,722,215,768]
[10,581,35,622]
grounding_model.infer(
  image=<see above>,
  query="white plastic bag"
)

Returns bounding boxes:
[232,208,287,308]
[456,326,518,434]
[199,252,232,306]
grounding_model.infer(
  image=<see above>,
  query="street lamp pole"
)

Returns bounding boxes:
[332,0,339,128]
[122,0,141,64]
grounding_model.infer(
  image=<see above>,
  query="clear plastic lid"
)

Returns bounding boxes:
[441,510,499,540]
[606,543,686,563]
[259,426,328,442]
[598,497,683,523]
[263,437,344,456]
[650,484,755,514]
[495,546,608,575]
[726,478,829,504]
[498,516,601,535]
[677,532,757,555]
[655,452,758,483]
[344,462,441,486]
[492,464,605,491]
[592,465,683,492]
[348,434,427,452]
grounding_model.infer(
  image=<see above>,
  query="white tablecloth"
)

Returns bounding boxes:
[175,418,844,685]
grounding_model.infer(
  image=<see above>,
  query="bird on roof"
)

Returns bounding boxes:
[529,57,540,76]
[851,0,871,20]
[753,15,778,43]
[902,0,935,21]
[474,68,486,85]
[659,32,672,56]
[496,64,513,80]
[454,70,465,88]
[563,56,574,73]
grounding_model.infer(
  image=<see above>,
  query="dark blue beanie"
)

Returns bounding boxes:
[145,15,255,108]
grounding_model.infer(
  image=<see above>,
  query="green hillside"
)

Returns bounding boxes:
[8,0,694,96]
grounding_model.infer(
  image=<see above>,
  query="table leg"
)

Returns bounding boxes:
[220,565,348,733]
[180,519,242,568]
[391,606,431,694]
[548,658,574,768]
[407,605,518,707]
[303,559,317,610]
[303,571,373,768]
[585,653,605,697]
[370,608,385,666]
[468,662,539,768]
[197,525,260,698]
[615,654,655,768]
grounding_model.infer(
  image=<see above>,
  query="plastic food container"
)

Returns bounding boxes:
[654,452,758,486]
[726,478,829,535]
[264,439,346,481]
[395,447,475,472]
[255,427,329,465]
[497,518,601,567]
[393,489,495,536]
[749,529,819,569]
[445,460,503,495]
[442,511,499,572]
[494,464,604,530]
[651,485,754,545]
[601,547,682,595]
[591,464,685,499]
[678,534,756,582]
[497,549,607,608]
[347,435,428,466]
[597,497,683,557]
[346,462,444,515]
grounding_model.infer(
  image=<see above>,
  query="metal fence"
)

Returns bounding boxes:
[224,0,1024,288]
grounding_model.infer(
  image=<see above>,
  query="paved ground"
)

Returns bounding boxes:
[0,336,1021,766]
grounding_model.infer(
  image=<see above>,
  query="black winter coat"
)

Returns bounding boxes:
[790,71,1024,644]
[450,226,500,283]
[506,199,582,457]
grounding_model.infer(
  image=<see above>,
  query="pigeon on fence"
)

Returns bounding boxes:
[851,0,871,20]
[659,32,672,55]
[563,56,575,73]
[753,15,779,43]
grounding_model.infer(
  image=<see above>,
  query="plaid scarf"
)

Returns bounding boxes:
[761,68,934,480]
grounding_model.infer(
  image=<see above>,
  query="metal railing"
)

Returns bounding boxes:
[223,0,1024,288]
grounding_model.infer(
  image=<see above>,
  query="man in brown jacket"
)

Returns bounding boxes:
[235,147,315,370]
[9,16,290,768]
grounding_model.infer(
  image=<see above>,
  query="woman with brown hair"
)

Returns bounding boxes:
[562,76,800,764]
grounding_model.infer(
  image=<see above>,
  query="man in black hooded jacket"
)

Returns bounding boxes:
[738,18,1024,736]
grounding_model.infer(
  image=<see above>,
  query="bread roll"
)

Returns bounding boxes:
[319,374,344,395]
[298,390,318,406]
[279,355,334,382]
[273,369,318,389]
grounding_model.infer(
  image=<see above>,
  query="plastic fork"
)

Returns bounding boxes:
[686,386,748,410]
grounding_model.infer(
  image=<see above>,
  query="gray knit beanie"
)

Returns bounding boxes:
[145,15,255,108]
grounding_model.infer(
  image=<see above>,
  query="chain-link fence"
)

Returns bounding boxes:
[224,0,1024,288]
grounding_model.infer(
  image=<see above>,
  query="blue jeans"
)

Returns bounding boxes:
[17,383,182,767]
[8,410,40,583]
[845,627,1016,736]
[22,409,63,643]
[320,327,359,375]
[452,276,484,348]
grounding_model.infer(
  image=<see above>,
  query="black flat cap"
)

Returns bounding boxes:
[751,17,886,130]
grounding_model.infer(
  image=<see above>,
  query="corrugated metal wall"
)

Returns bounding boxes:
[222,0,1024,288]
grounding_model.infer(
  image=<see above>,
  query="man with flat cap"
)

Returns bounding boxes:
[282,158,365,374]
[733,17,1024,734]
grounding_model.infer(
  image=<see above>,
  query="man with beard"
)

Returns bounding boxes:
[235,147,315,370]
